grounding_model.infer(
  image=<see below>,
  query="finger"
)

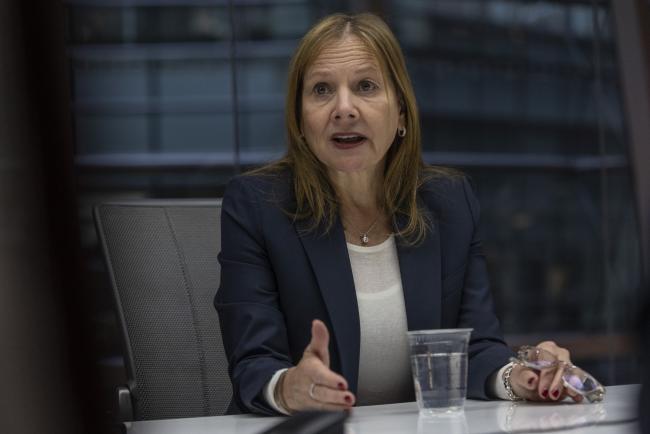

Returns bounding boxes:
[305,319,331,367]
[516,368,539,391]
[307,360,349,391]
[537,341,572,364]
[548,363,567,401]
[537,340,560,352]
[565,386,584,403]
[509,365,539,399]
[537,367,556,400]
[301,356,349,391]
[570,393,584,403]
[311,383,356,406]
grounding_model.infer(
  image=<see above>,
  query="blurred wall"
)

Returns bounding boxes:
[613,0,650,283]
[612,2,650,432]
[0,1,83,433]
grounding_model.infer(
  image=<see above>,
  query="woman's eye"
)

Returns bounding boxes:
[313,83,331,95]
[359,80,378,92]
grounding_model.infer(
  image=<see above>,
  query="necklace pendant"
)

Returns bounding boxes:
[360,233,369,245]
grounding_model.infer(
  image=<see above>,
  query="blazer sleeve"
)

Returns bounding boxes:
[458,177,514,400]
[214,177,293,415]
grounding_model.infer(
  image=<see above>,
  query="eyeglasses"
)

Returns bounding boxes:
[510,346,605,403]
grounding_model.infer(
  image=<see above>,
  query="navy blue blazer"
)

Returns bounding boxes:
[215,171,513,415]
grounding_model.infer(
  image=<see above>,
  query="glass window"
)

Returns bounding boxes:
[389,0,640,385]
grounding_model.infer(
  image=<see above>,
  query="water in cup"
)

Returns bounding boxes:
[411,352,467,412]
[407,329,472,416]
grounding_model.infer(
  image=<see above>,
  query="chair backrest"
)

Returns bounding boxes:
[93,200,232,421]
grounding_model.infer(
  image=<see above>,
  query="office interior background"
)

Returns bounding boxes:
[1,1,649,433]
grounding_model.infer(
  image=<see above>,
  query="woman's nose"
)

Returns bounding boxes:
[332,89,358,120]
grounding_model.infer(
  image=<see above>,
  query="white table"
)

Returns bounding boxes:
[125,384,640,434]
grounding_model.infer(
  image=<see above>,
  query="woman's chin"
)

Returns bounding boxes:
[325,159,383,177]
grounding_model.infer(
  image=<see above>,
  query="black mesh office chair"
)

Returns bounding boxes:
[93,200,233,421]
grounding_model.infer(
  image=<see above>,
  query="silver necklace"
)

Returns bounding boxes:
[346,215,380,246]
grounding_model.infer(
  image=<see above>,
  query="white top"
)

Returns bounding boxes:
[264,235,511,413]
[347,235,413,405]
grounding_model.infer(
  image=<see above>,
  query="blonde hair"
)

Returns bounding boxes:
[252,12,454,244]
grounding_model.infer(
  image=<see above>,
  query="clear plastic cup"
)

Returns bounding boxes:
[407,328,473,416]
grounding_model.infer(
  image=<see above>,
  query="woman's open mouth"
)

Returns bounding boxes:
[331,133,367,149]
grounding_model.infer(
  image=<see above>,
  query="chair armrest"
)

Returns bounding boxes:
[116,386,134,423]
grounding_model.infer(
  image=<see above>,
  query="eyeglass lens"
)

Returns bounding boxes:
[563,366,600,393]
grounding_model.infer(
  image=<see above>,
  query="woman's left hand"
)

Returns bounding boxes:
[509,341,583,403]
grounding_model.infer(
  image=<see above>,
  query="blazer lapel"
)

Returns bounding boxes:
[395,211,442,331]
[296,218,361,394]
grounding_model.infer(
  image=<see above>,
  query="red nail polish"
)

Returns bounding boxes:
[542,389,549,398]
[344,395,352,403]
[338,383,345,390]
[552,390,559,398]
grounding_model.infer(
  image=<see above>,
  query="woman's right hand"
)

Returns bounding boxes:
[278,319,356,412]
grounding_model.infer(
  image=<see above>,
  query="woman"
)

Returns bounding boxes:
[215,13,580,415]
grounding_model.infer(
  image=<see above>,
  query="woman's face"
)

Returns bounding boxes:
[301,35,404,177]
